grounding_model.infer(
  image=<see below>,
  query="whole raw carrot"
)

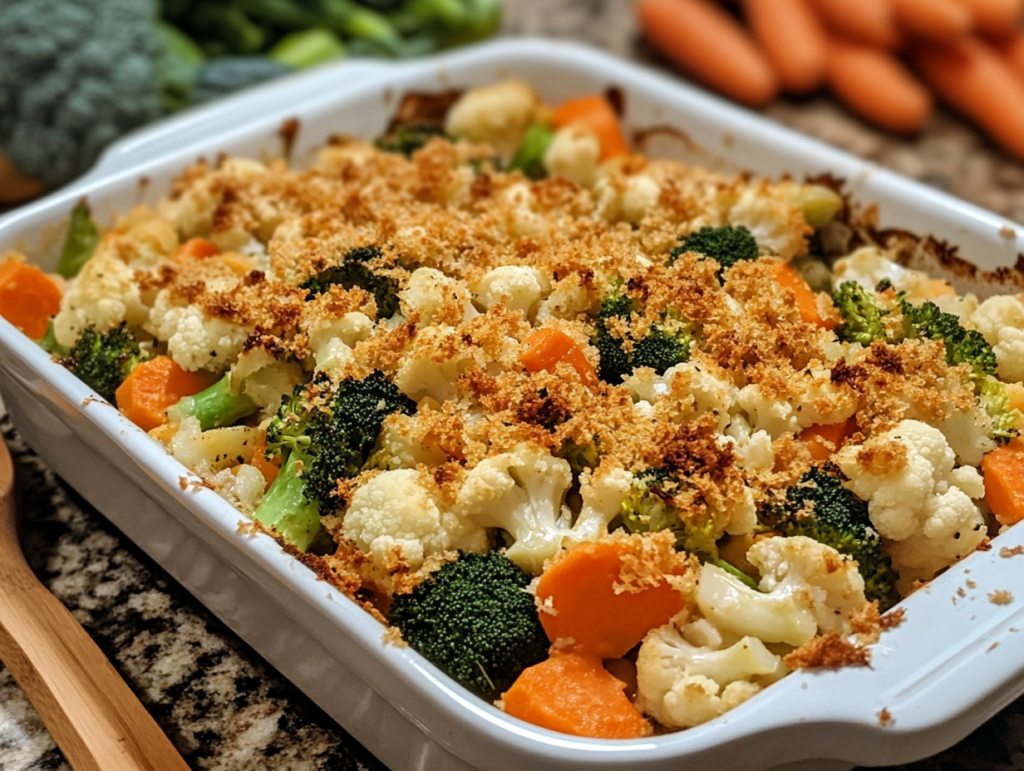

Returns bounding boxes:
[951,0,1024,37]
[636,0,779,107]
[911,37,1024,160]
[807,0,902,49]
[891,0,972,41]
[996,30,1024,79]
[826,38,933,134]
[743,0,828,94]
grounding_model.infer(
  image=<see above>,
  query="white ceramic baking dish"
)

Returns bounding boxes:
[2,39,1024,771]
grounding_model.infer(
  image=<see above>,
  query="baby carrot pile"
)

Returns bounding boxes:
[637,0,1024,159]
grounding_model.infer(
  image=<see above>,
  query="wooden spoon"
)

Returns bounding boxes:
[0,438,190,771]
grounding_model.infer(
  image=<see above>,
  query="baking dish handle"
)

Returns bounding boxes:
[81,58,399,181]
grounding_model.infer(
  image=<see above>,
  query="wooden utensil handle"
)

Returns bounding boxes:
[0,507,190,771]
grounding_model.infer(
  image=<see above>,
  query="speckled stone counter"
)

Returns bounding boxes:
[5,2,1024,770]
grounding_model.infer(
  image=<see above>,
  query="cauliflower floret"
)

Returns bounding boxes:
[723,417,775,473]
[148,289,250,373]
[727,187,811,261]
[696,536,867,646]
[370,413,447,470]
[594,174,661,225]
[936,404,997,467]
[53,243,150,347]
[401,267,477,327]
[626,361,739,433]
[737,369,855,439]
[343,469,489,572]
[536,273,599,322]
[444,80,545,161]
[564,463,633,545]
[228,348,305,412]
[832,246,933,300]
[543,125,600,188]
[498,183,549,238]
[394,325,482,404]
[635,623,785,730]
[456,443,574,574]
[471,265,551,319]
[169,417,260,474]
[305,311,374,372]
[971,295,1024,383]
[835,420,987,584]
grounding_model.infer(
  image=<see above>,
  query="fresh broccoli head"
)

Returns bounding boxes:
[172,373,258,431]
[617,467,720,558]
[0,0,163,188]
[900,297,996,382]
[669,225,759,272]
[60,323,151,403]
[257,370,415,550]
[832,281,890,345]
[761,465,900,610]
[387,551,549,699]
[980,378,1022,444]
[375,124,450,157]
[592,290,692,384]
[300,245,401,319]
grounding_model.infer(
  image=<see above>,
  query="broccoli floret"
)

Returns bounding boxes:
[981,378,1022,444]
[509,123,554,180]
[300,245,401,319]
[172,373,259,431]
[763,465,900,610]
[832,281,890,345]
[375,123,449,157]
[592,291,692,383]
[387,551,549,700]
[60,323,151,403]
[557,436,601,475]
[256,370,415,549]
[0,0,162,189]
[617,468,720,559]
[669,225,759,272]
[632,324,691,373]
[900,297,996,382]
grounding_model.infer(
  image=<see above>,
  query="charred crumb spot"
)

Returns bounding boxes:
[279,117,300,160]
[514,389,572,431]
[877,708,893,726]
[830,358,867,387]
[866,343,904,376]
[659,418,736,482]
[243,270,266,287]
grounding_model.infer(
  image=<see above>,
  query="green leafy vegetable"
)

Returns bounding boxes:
[56,202,100,280]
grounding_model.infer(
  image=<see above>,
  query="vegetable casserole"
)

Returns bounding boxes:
[6,79,1024,739]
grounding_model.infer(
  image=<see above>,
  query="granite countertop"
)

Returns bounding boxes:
[4,2,1024,769]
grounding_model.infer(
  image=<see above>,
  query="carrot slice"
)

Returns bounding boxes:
[982,439,1024,526]
[115,356,209,432]
[502,652,651,739]
[996,30,1024,80]
[535,541,684,659]
[799,417,857,462]
[951,0,1024,37]
[250,432,282,488]
[636,0,779,107]
[892,0,972,42]
[743,0,828,94]
[175,237,220,260]
[807,0,902,48]
[521,327,598,388]
[826,37,933,134]
[773,261,836,330]
[551,95,629,161]
[912,37,1024,161]
[0,259,63,339]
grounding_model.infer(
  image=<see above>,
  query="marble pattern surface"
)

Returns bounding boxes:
[5,1,1024,769]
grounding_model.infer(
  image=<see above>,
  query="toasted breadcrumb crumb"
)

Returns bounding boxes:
[1000,545,1024,558]
[783,634,872,669]
[989,590,1014,605]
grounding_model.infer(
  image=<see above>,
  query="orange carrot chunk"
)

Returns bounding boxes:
[996,30,1024,80]
[826,37,933,134]
[535,541,684,659]
[636,0,779,107]
[951,0,1024,37]
[982,439,1024,526]
[250,432,282,488]
[912,37,1024,162]
[807,0,902,48]
[800,417,857,462]
[892,0,972,42]
[773,261,836,330]
[115,356,209,432]
[502,652,652,739]
[0,259,63,340]
[551,95,629,161]
[521,327,598,388]
[175,237,220,260]
[743,0,828,94]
